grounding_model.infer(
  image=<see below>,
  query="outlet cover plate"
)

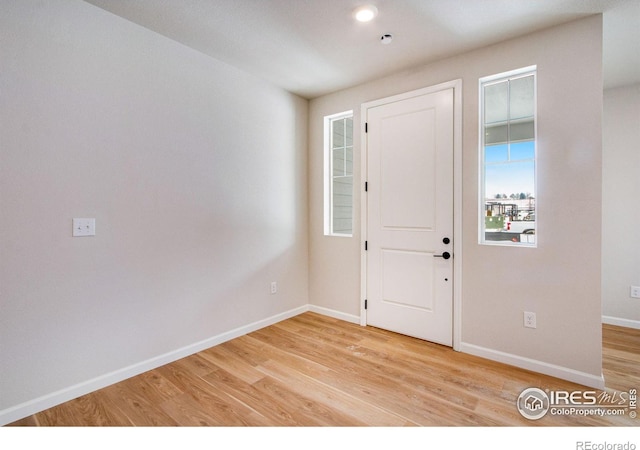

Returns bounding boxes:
[524,311,537,329]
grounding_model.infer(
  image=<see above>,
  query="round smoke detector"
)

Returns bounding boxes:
[380,34,393,44]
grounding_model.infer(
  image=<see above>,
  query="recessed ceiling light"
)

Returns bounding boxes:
[354,5,378,23]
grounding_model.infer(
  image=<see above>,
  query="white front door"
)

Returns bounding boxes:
[364,86,454,346]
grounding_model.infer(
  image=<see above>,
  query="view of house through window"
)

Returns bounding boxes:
[324,111,353,236]
[480,67,536,246]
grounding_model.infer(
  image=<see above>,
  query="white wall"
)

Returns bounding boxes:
[602,84,640,328]
[309,16,604,386]
[0,0,308,423]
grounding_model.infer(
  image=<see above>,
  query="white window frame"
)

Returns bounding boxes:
[478,66,537,247]
[324,110,354,237]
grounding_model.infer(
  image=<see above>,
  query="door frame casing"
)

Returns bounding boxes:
[360,79,463,351]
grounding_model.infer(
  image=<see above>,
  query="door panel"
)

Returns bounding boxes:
[381,249,435,311]
[380,109,436,230]
[365,87,454,346]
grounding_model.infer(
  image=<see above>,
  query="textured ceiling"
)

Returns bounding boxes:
[84,0,640,99]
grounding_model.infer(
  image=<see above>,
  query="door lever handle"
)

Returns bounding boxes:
[434,252,451,260]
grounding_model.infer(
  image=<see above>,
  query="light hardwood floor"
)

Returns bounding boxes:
[7,312,640,426]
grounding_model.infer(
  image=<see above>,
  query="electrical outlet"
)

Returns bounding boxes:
[270,281,277,295]
[524,311,537,329]
[631,286,640,299]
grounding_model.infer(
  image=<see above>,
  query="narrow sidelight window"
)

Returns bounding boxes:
[324,111,354,236]
[480,67,537,246]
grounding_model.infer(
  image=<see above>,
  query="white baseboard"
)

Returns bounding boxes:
[459,342,605,390]
[0,305,310,426]
[602,315,640,329]
[308,304,360,324]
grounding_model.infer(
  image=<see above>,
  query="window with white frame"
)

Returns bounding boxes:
[324,111,353,236]
[480,67,537,246]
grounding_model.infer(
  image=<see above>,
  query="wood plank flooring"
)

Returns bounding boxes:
[7,313,640,426]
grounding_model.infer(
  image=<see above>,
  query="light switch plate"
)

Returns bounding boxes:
[73,218,95,237]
